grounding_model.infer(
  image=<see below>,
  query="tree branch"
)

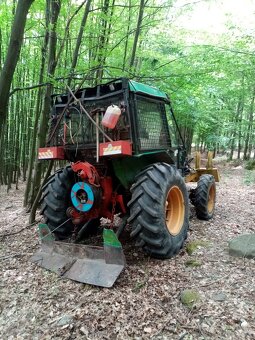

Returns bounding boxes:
[55,0,87,66]
[0,221,38,238]
[9,83,50,96]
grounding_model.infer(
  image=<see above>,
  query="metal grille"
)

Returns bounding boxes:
[60,106,97,145]
[136,96,171,150]
[53,95,125,146]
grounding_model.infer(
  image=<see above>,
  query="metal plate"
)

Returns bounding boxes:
[31,241,125,288]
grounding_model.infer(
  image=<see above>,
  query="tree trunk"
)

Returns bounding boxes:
[243,87,255,160]
[229,96,243,160]
[129,0,145,68]
[23,6,50,207]
[29,0,61,223]
[67,0,92,86]
[0,28,2,71]
[0,0,34,142]
[95,0,111,82]
[237,107,244,159]
[122,0,132,71]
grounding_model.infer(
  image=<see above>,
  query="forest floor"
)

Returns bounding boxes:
[0,159,255,340]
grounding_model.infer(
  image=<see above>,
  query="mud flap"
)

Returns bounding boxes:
[31,224,125,288]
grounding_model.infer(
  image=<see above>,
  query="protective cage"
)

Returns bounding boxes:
[47,78,173,157]
[131,95,171,151]
[49,94,126,147]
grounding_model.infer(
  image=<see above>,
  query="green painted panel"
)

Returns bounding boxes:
[129,80,169,101]
[38,223,55,241]
[103,228,122,248]
[112,152,175,188]
[112,156,150,188]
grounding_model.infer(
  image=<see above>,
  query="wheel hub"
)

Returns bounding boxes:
[165,186,185,236]
[207,184,216,213]
[71,182,95,212]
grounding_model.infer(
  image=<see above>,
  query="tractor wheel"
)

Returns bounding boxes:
[128,163,189,259]
[194,174,216,220]
[40,166,99,240]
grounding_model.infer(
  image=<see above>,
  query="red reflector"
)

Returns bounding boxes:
[99,140,132,157]
[38,147,65,160]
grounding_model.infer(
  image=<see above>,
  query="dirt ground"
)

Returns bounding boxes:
[0,161,254,339]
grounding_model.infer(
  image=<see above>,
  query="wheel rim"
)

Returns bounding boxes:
[165,186,185,235]
[207,184,216,213]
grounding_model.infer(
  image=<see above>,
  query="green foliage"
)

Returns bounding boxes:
[185,258,202,267]
[245,160,255,170]
[243,170,255,185]
[180,289,200,309]
[228,159,243,166]
[186,239,210,255]
[1,0,255,188]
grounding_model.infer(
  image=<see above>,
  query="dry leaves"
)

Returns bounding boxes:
[0,162,254,339]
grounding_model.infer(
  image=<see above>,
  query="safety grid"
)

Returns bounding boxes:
[136,96,171,150]
[52,95,125,146]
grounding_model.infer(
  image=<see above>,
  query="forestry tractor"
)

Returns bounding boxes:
[32,78,219,287]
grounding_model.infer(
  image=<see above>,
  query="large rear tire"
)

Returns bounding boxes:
[40,166,99,240]
[128,163,189,259]
[194,174,216,220]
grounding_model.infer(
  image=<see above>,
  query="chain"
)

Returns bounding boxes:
[71,224,79,242]
[40,218,71,241]
[110,193,117,229]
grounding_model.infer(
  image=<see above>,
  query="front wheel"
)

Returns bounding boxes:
[194,174,216,220]
[128,163,189,259]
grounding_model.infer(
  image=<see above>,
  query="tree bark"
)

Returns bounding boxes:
[129,0,145,68]
[243,87,255,160]
[0,0,34,141]
[67,0,92,86]
[122,0,132,71]
[0,28,2,71]
[23,5,50,207]
[229,96,243,160]
[95,0,111,82]
[29,0,61,223]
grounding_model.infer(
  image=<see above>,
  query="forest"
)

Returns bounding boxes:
[0,1,255,338]
[0,0,255,203]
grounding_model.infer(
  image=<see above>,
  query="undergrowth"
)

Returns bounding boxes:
[243,170,255,185]
[227,158,243,167]
[245,159,255,170]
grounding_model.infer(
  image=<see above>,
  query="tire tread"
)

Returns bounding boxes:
[128,162,189,259]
